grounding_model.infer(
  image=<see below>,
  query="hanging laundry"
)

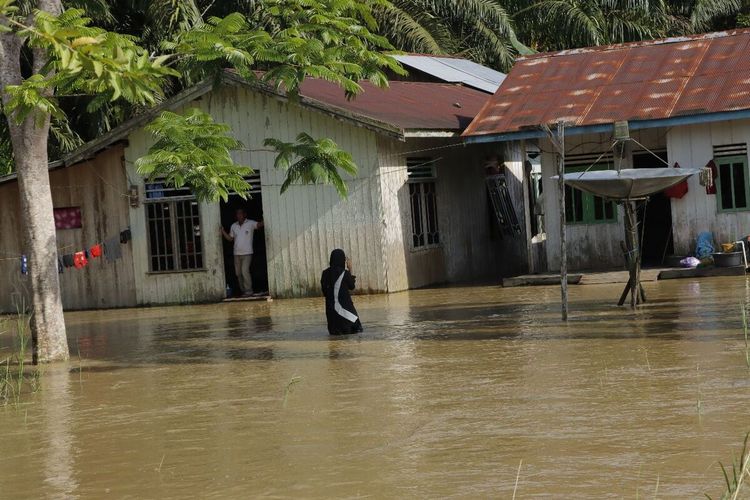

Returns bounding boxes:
[58,256,63,274]
[73,251,88,269]
[62,254,75,268]
[705,160,718,195]
[103,235,122,262]
[664,162,689,199]
[84,249,90,259]
[21,255,28,275]
[89,244,102,258]
[120,228,132,244]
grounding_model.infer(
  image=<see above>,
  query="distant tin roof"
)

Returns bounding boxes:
[463,29,750,140]
[299,78,490,131]
[393,54,506,93]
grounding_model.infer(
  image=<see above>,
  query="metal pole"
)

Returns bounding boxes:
[557,120,568,321]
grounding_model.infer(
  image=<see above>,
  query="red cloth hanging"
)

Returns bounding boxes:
[664,162,689,199]
[89,244,102,258]
[73,251,88,269]
[705,159,718,195]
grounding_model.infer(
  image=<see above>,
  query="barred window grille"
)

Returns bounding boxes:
[144,180,204,272]
[407,158,440,249]
[713,144,750,212]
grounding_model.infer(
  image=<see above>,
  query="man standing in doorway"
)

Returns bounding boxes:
[221,209,264,297]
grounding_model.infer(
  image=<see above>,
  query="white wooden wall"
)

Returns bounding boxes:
[378,137,526,291]
[123,83,529,304]
[124,85,388,303]
[667,119,750,255]
[541,129,665,271]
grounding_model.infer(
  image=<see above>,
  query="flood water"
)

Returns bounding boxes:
[3,277,750,498]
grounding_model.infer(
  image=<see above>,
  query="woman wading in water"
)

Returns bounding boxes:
[321,249,363,335]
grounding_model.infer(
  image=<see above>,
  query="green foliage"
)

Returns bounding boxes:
[264,133,358,198]
[135,108,253,202]
[372,0,519,70]
[3,6,177,126]
[165,1,404,96]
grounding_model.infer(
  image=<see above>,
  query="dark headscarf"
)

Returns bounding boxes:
[329,248,346,268]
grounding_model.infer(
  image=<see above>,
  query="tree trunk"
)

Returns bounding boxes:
[0,0,69,363]
[9,119,69,363]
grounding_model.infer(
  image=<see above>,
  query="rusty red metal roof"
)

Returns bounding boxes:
[463,29,750,138]
[299,79,490,131]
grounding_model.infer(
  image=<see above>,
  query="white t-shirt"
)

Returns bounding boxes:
[230,220,258,255]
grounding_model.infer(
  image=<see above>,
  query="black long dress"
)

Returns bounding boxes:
[321,249,363,335]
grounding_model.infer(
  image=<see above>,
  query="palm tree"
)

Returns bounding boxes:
[370,0,526,70]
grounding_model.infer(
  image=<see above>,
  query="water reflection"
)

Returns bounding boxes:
[42,366,77,498]
[1,277,750,497]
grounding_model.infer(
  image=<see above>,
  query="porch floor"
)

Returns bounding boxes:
[502,266,746,287]
[222,294,273,303]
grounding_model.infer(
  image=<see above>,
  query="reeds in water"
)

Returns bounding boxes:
[0,307,40,407]
[707,433,750,500]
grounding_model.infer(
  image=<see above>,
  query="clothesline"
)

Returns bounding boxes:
[10,227,133,275]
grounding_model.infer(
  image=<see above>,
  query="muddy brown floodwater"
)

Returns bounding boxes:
[3,278,750,498]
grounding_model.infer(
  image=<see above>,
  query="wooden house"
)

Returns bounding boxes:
[464,29,750,273]
[0,66,528,312]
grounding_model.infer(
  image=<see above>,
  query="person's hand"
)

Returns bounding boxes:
[219,225,225,235]
[346,257,352,271]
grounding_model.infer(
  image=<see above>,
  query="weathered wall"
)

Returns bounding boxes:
[0,146,136,313]
[541,129,665,271]
[667,119,750,255]
[124,84,388,302]
[378,137,526,291]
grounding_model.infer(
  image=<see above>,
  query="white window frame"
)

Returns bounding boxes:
[144,180,205,273]
[407,158,440,251]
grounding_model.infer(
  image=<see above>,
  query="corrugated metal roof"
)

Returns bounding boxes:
[299,78,490,131]
[463,28,750,138]
[393,54,506,93]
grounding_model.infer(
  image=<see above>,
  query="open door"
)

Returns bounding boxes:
[220,173,269,296]
[633,150,673,265]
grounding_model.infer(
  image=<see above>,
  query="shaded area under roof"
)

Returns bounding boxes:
[393,54,506,93]
[299,78,490,131]
[463,28,750,139]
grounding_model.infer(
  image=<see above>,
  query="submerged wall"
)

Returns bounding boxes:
[541,129,665,271]
[0,146,137,313]
[124,84,389,302]
[378,137,527,291]
[667,119,750,256]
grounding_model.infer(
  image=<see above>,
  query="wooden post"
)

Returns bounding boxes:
[542,121,568,320]
[557,121,568,320]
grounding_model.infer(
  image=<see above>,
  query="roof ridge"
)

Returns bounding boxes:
[519,28,750,61]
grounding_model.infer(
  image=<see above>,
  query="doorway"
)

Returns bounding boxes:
[219,173,269,295]
[633,150,674,266]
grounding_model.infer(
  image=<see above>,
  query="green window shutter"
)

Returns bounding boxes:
[564,162,618,225]
[715,154,750,213]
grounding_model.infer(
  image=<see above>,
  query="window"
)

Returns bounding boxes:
[564,154,617,225]
[714,144,749,212]
[145,181,204,272]
[407,158,440,248]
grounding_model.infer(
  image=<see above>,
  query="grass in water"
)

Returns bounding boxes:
[742,305,750,369]
[0,305,40,407]
[282,376,302,408]
[706,433,750,500]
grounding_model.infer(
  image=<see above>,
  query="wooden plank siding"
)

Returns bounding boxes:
[123,85,388,303]
[0,146,136,313]
[541,129,666,271]
[377,137,526,290]
[667,119,750,255]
